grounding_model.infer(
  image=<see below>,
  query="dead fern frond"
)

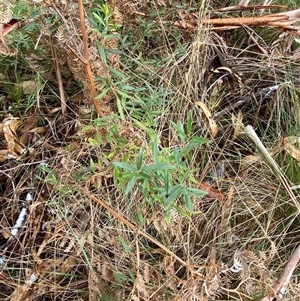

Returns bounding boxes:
[54,24,66,41]
[230,251,249,277]
[136,274,149,298]
[0,1,13,27]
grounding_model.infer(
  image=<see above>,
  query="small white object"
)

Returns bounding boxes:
[0,256,6,266]
[26,192,33,202]
[9,208,27,238]
[26,273,39,285]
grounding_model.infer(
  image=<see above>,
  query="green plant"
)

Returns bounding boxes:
[113,111,210,222]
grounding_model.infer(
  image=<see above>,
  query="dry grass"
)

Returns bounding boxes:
[1,0,300,300]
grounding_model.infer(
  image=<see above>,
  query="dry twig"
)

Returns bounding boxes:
[50,35,67,119]
[204,8,300,32]
[77,0,104,117]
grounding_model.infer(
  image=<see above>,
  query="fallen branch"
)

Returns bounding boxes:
[204,14,288,27]
[204,8,300,32]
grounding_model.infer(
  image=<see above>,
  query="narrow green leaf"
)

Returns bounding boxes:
[141,178,150,190]
[190,136,211,144]
[82,124,93,131]
[180,143,197,155]
[173,146,180,166]
[95,133,103,144]
[142,163,175,172]
[120,84,136,91]
[153,138,159,164]
[113,271,127,283]
[92,12,105,27]
[138,171,152,180]
[102,3,110,17]
[96,41,107,64]
[136,148,144,171]
[112,162,137,171]
[183,186,193,212]
[116,96,125,120]
[90,158,96,173]
[132,119,159,141]
[122,172,138,180]
[137,212,145,227]
[187,187,208,197]
[88,138,99,146]
[164,170,169,195]
[187,110,193,137]
[165,184,182,213]
[119,236,131,253]
[170,121,186,142]
[128,269,136,282]
[117,89,131,99]
[93,117,109,126]
[125,176,138,195]
[108,66,126,78]
[95,87,111,100]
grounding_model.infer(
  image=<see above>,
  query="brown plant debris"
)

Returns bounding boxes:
[0,117,24,162]
[1,0,300,300]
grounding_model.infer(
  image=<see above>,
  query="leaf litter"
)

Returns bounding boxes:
[1,0,300,300]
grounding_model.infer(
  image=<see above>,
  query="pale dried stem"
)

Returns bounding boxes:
[239,0,250,5]
[50,36,67,119]
[244,125,300,212]
[259,0,273,16]
[217,5,286,13]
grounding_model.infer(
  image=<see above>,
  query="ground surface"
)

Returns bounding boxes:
[1,1,300,300]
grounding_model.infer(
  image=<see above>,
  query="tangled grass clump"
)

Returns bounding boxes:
[1,0,300,300]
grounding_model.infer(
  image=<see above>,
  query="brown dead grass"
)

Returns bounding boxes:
[1,0,300,300]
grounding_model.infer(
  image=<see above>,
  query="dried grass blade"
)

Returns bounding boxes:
[50,36,66,118]
[244,125,300,211]
[79,186,199,271]
[256,245,300,301]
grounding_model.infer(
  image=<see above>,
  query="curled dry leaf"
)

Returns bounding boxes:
[199,181,225,202]
[195,101,218,138]
[283,136,300,161]
[0,117,24,162]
